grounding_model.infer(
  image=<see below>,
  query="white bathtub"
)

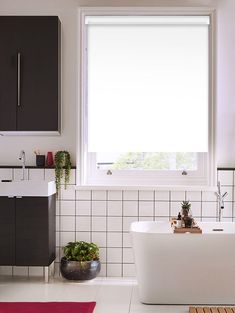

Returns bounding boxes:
[130,221,235,305]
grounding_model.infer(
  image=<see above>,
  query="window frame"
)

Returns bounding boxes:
[78,7,216,187]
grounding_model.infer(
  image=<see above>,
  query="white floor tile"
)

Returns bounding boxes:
[0,277,100,302]
[95,284,132,313]
[0,277,219,313]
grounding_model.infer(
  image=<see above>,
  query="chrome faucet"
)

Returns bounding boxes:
[216,181,228,222]
[19,150,26,180]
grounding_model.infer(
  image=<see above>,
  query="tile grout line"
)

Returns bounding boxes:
[232,170,234,222]
[200,191,203,221]
[169,191,171,221]
[137,191,140,221]
[105,190,108,277]
[90,190,93,243]
[75,190,77,240]
[121,190,124,277]
[153,190,156,221]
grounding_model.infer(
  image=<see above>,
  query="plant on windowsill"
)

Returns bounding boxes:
[54,150,72,193]
[60,241,101,281]
[181,200,193,228]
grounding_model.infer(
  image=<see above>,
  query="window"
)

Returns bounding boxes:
[79,8,215,186]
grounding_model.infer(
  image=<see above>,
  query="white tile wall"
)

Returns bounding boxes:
[107,232,122,247]
[123,233,132,248]
[44,168,55,181]
[92,190,107,200]
[222,201,233,217]
[202,191,217,201]
[28,168,44,180]
[123,248,134,263]
[107,217,122,232]
[60,200,76,216]
[92,232,106,247]
[76,190,91,200]
[139,201,154,216]
[29,267,43,277]
[107,248,122,263]
[60,231,76,246]
[107,201,122,216]
[60,185,75,200]
[13,168,29,180]
[92,216,106,231]
[202,202,217,217]
[0,266,12,276]
[155,190,169,201]
[76,231,91,242]
[1,167,234,279]
[92,201,106,216]
[123,201,138,216]
[155,201,170,217]
[123,191,138,201]
[171,191,186,201]
[171,201,182,217]
[60,216,75,231]
[0,168,13,180]
[76,216,91,231]
[76,200,91,215]
[190,202,202,217]
[123,263,136,277]
[13,266,28,276]
[107,264,122,277]
[139,190,154,201]
[107,190,122,201]
[186,191,202,202]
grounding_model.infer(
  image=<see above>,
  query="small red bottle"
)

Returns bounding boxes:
[46,152,54,167]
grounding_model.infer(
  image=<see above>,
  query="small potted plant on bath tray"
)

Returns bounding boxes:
[60,241,101,281]
[181,200,193,228]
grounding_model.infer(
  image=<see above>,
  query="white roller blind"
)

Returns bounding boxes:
[86,16,209,152]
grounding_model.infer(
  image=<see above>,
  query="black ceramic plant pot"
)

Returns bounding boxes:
[60,257,101,281]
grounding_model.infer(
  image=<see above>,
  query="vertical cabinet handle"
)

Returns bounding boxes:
[17,52,21,107]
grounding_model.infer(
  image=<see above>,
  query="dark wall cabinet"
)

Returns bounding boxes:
[0,16,61,133]
[0,195,55,267]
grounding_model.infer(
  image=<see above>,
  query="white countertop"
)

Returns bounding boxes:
[0,180,56,197]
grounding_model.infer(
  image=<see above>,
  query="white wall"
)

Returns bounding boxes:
[0,0,234,167]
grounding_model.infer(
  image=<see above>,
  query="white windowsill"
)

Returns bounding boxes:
[75,185,217,191]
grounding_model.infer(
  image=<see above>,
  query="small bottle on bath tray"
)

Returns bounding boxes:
[176,212,182,228]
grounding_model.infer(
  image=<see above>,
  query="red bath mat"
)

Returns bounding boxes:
[0,302,96,313]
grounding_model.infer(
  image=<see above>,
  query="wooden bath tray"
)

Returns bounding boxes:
[189,307,235,313]
[174,227,202,234]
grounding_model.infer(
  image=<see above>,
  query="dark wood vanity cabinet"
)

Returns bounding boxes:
[0,197,15,265]
[0,16,61,133]
[0,195,55,267]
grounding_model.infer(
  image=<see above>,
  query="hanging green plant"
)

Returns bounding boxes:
[54,151,72,193]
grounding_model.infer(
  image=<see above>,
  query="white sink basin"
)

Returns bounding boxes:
[0,180,56,197]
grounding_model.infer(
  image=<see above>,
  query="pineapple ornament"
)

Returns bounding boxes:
[181,200,193,228]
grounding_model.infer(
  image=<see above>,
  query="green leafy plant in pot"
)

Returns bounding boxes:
[181,200,193,228]
[60,241,101,281]
[54,151,72,193]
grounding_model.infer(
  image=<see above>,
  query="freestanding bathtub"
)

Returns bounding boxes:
[130,221,235,305]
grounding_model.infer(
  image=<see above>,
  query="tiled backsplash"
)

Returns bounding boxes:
[0,168,234,278]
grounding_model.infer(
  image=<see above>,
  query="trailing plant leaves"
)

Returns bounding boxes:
[54,150,72,193]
